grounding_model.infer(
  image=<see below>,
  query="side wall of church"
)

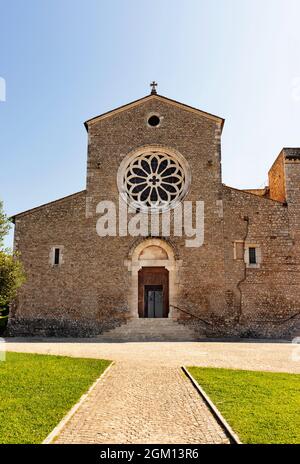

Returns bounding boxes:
[222,186,300,338]
[9,191,130,336]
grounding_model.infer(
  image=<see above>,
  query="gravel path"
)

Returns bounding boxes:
[4,339,299,372]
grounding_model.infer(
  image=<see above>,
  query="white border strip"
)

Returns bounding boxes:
[182,366,242,444]
[43,361,114,444]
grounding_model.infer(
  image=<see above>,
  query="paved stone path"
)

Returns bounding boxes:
[54,363,229,444]
[4,339,299,444]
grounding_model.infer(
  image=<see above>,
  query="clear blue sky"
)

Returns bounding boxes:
[1,0,300,247]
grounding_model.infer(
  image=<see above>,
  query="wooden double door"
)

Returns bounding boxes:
[138,267,169,318]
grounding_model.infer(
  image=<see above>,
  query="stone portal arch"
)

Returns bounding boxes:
[125,238,182,318]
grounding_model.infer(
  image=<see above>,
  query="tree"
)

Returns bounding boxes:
[0,200,25,309]
[0,200,11,248]
[0,252,25,306]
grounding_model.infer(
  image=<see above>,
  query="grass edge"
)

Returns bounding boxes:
[182,366,242,444]
[43,360,114,444]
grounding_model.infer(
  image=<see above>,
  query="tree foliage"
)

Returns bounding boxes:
[0,200,26,307]
[0,252,25,306]
[0,200,11,248]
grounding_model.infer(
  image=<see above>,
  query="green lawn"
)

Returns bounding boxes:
[0,352,111,444]
[187,366,300,444]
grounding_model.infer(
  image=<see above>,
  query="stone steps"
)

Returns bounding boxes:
[97,318,202,342]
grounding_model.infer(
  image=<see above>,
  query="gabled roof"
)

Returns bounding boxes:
[84,93,225,132]
[11,190,86,222]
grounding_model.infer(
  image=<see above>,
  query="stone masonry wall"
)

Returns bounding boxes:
[9,191,128,336]
[222,186,300,338]
[86,98,227,328]
[8,97,300,338]
[268,151,286,203]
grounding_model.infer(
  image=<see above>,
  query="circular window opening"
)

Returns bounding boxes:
[148,115,160,127]
[117,149,190,213]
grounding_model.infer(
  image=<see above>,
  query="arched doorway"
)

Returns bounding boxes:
[125,238,182,318]
[138,267,169,318]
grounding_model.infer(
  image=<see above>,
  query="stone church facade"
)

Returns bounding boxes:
[9,89,300,338]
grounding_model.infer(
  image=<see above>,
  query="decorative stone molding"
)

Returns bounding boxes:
[125,237,182,318]
[117,145,191,213]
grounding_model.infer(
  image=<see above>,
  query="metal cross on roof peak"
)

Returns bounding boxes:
[150,81,158,95]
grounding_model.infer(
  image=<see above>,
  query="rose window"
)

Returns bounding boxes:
[119,150,189,212]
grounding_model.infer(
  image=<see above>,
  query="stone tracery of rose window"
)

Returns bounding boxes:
[121,151,187,212]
